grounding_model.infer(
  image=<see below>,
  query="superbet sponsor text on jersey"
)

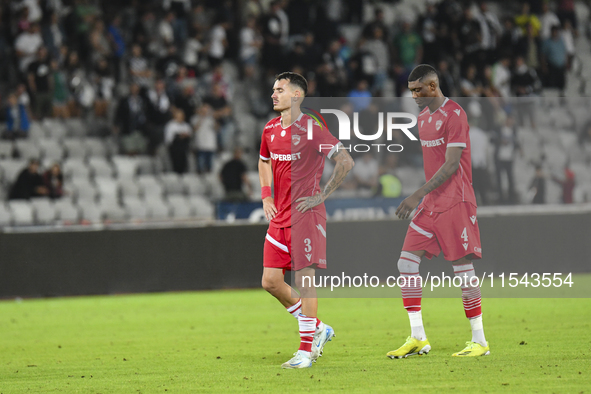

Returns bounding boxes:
[417,98,477,212]
[260,113,340,228]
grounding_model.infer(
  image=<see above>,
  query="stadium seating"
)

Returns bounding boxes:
[30,197,57,225]
[8,200,34,225]
[0,203,13,226]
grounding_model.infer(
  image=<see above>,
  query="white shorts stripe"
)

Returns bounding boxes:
[316,224,326,238]
[410,222,434,239]
[266,233,288,252]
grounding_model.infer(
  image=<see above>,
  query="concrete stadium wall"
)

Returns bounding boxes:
[0,212,589,298]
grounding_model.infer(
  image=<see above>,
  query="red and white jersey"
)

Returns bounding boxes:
[417,98,477,212]
[260,112,340,228]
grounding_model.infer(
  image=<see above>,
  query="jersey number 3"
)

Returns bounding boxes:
[304,238,312,252]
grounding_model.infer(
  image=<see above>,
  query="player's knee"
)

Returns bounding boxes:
[397,251,421,274]
[261,275,280,294]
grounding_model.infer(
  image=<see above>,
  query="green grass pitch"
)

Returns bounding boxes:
[0,290,589,393]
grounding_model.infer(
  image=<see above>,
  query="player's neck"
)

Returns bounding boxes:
[427,96,446,114]
[280,108,302,128]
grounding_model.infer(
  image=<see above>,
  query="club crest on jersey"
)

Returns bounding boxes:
[281,130,286,137]
[436,120,443,131]
[428,116,432,123]
[421,120,424,127]
[271,135,275,142]
[292,134,301,146]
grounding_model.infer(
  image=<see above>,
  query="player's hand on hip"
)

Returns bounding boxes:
[263,197,277,221]
[295,192,324,213]
[396,194,420,219]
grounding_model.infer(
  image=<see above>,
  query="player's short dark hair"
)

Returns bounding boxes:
[275,72,308,96]
[408,64,438,83]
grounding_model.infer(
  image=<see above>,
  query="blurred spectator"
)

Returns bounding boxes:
[512,56,541,130]
[352,152,379,191]
[164,0,191,46]
[460,64,482,97]
[468,101,491,205]
[240,15,262,78]
[494,115,519,204]
[515,3,541,37]
[128,44,152,87]
[51,59,70,118]
[556,0,577,34]
[457,7,482,71]
[552,165,576,204]
[477,1,502,65]
[164,108,192,174]
[9,159,48,200]
[261,1,287,73]
[15,23,43,74]
[377,155,402,198]
[158,12,176,55]
[317,39,347,97]
[108,15,126,81]
[361,27,389,95]
[529,164,546,204]
[220,147,252,201]
[4,93,30,139]
[146,79,172,155]
[207,16,229,67]
[203,84,233,151]
[393,19,423,72]
[42,12,64,58]
[540,1,561,40]
[114,83,148,155]
[27,47,53,120]
[561,19,576,69]
[418,0,439,66]
[93,57,115,118]
[184,28,205,75]
[541,26,567,95]
[362,8,389,42]
[491,56,511,98]
[192,104,217,174]
[438,59,457,97]
[43,163,64,199]
[498,17,523,60]
[89,19,112,65]
[348,80,372,112]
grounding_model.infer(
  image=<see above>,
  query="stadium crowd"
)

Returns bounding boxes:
[0,0,590,225]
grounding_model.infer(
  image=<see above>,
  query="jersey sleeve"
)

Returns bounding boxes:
[446,107,469,149]
[259,128,270,160]
[311,122,341,159]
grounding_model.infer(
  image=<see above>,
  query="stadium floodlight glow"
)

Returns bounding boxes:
[306,109,418,141]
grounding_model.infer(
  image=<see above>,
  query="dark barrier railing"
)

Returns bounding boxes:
[0,211,589,298]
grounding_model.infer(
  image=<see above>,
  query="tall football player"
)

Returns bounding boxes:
[387,64,490,358]
[259,72,354,368]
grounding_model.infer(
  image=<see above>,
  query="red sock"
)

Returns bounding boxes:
[399,252,422,312]
[316,318,321,328]
[297,314,316,353]
[462,286,482,318]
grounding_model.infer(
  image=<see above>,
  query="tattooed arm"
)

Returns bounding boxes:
[395,146,463,219]
[295,147,355,213]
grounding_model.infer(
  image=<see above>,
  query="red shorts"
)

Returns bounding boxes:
[402,202,482,261]
[263,213,327,271]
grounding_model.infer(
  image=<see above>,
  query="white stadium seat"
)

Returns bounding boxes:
[8,200,34,225]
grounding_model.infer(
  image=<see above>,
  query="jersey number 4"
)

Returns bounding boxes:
[461,227,468,242]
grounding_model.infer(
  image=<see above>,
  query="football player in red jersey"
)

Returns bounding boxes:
[387,64,490,359]
[259,72,354,368]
